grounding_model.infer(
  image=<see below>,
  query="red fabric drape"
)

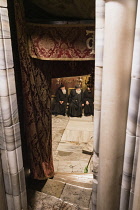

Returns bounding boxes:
[14,0,54,179]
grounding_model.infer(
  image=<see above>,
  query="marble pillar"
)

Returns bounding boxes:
[132,104,140,210]
[0,1,27,209]
[120,0,140,209]
[94,0,105,155]
[93,0,105,180]
[97,1,138,210]
[0,156,7,210]
[93,1,105,209]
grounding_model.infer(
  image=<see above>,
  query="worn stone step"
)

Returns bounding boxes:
[54,172,93,188]
[60,183,92,209]
[28,190,91,210]
[27,173,93,209]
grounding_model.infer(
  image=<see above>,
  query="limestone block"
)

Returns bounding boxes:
[13,194,22,210]
[0,70,8,96]
[57,160,89,173]
[41,179,65,198]
[96,0,105,29]
[122,134,136,189]
[69,116,93,122]
[7,149,18,174]
[60,183,92,208]
[52,115,69,129]
[1,149,9,173]
[94,67,103,110]
[28,190,63,209]
[93,110,101,154]
[127,78,140,135]
[4,123,21,151]
[57,142,82,153]
[0,8,10,38]
[0,160,7,209]
[6,194,14,210]
[61,201,79,210]
[19,168,26,193]
[21,190,27,210]
[0,94,19,127]
[10,94,19,125]
[0,0,7,7]
[54,173,93,189]
[95,28,104,67]
[3,171,12,195]
[0,38,13,70]
[16,146,23,172]
[61,121,93,143]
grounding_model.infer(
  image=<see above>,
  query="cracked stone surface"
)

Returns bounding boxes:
[60,183,92,208]
[52,115,94,173]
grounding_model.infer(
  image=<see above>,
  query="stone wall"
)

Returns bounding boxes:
[0,0,27,209]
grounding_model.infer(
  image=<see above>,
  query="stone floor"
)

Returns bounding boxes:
[27,173,93,210]
[52,115,94,173]
[27,115,95,209]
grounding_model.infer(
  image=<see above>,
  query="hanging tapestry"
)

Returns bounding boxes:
[28,25,95,61]
[14,0,54,179]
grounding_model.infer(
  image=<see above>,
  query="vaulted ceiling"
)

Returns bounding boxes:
[23,0,95,23]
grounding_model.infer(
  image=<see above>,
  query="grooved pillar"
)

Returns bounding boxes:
[97,1,138,209]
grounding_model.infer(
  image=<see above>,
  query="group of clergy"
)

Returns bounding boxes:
[53,84,94,117]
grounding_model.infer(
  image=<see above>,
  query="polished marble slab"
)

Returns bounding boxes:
[6,194,15,210]
[52,115,94,173]
[7,68,16,95]
[0,38,13,70]
[41,179,65,198]
[0,94,19,126]
[28,190,63,210]
[56,160,90,173]
[4,122,21,151]
[0,0,7,7]
[0,8,10,38]
[69,116,93,122]
[61,120,93,143]
[0,4,27,210]
[28,189,90,210]
[60,183,92,208]
[0,69,9,96]
[52,115,69,128]
[54,173,93,189]
[13,195,22,210]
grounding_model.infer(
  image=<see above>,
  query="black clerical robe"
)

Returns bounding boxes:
[83,89,94,116]
[68,89,83,117]
[53,89,67,115]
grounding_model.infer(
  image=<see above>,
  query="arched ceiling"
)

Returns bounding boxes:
[24,0,95,22]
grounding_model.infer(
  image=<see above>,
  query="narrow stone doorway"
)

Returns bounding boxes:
[27,69,95,209]
[51,75,94,173]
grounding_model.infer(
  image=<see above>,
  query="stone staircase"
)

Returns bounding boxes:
[27,173,93,209]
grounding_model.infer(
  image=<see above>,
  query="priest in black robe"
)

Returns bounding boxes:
[53,84,68,116]
[83,86,94,116]
[68,85,84,117]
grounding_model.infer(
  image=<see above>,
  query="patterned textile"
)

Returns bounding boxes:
[28,25,95,61]
[14,0,54,179]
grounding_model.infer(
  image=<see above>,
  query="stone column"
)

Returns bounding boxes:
[97,1,138,210]
[94,0,105,155]
[120,0,140,209]
[92,1,105,209]
[132,104,140,210]
[0,0,27,209]
[0,155,7,210]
